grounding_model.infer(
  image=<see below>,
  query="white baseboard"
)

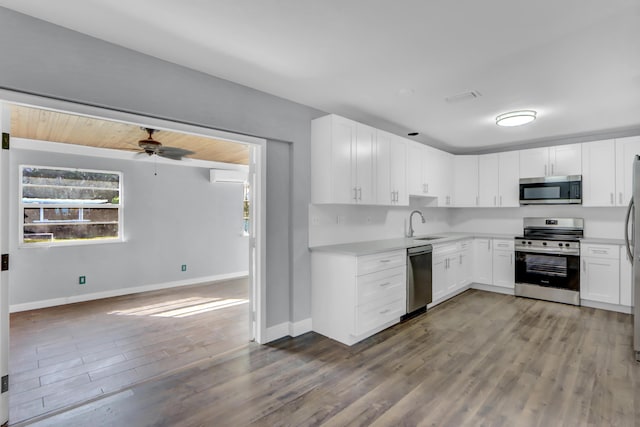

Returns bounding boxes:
[10,271,249,313]
[264,317,313,343]
[580,299,632,314]
[471,283,515,295]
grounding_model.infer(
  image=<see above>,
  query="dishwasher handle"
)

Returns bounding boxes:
[408,246,433,256]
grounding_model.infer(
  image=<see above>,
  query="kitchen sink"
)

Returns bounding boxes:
[413,236,443,241]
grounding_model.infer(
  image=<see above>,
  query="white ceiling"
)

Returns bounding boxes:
[2,0,639,153]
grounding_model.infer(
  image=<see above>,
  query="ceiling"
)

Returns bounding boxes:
[10,105,250,165]
[1,1,639,153]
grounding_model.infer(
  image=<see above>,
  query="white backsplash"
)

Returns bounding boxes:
[308,202,451,247]
[309,203,628,247]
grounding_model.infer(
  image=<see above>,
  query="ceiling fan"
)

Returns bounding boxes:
[135,128,195,160]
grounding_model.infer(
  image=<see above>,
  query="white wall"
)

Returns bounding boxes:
[449,206,627,239]
[309,201,451,247]
[309,202,627,248]
[9,145,248,307]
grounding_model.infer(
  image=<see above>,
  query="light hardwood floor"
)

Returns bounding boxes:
[12,289,640,426]
[9,279,250,424]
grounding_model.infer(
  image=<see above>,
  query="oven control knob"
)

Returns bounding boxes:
[527,241,532,245]
[565,243,570,247]
[542,242,547,246]
[558,243,563,247]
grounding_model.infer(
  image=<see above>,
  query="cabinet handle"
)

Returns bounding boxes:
[583,260,586,271]
[379,259,391,263]
[353,187,358,201]
[591,249,608,254]
[459,254,462,264]
[379,308,391,315]
[510,254,513,265]
[395,191,399,202]
[619,192,623,205]
[500,195,503,206]
[379,282,392,287]
[358,187,362,200]
[391,191,395,202]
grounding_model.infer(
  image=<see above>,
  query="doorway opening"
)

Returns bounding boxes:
[0,98,266,424]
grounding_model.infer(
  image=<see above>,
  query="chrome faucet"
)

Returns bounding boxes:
[407,210,426,237]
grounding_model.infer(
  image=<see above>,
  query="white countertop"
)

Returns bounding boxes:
[309,232,517,256]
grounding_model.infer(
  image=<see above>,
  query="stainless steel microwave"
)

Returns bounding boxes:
[519,175,582,205]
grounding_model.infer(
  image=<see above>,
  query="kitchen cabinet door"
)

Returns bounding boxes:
[473,239,493,284]
[407,142,424,196]
[375,130,392,205]
[456,246,473,288]
[615,136,640,206]
[355,123,376,204]
[432,255,449,301]
[620,246,633,306]
[492,249,514,289]
[390,138,408,205]
[582,140,616,207]
[453,155,479,207]
[519,147,549,178]
[478,154,499,207]
[549,144,581,176]
[435,151,454,206]
[582,257,620,304]
[498,151,520,207]
[421,146,438,197]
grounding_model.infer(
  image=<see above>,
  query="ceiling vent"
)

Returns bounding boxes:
[445,91,482,103]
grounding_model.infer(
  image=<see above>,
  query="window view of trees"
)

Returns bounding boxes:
[21,166,122,245]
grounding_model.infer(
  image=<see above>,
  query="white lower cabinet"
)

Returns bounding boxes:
[433,240,473,302]
[620,246,633,307]
[473,238,493,284]
[492,239,515,289]
[312,249,406,346]
[580,244,620,305]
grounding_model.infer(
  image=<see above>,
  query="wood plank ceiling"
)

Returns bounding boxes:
[10,105,250,165]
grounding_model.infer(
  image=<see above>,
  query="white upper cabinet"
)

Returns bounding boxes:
[519,144,582,178]
[376,130,408,206]
[453,155,479,207]
[582,140,616,207]
[433,150,454,206]
[354,123,376,204]
[478,154,499,207]
[407,142,424,196]
[615,136,640,206]
[498,151,520,207]
[477,152,519,207]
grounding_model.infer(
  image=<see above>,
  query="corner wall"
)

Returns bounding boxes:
[0,7,325,327]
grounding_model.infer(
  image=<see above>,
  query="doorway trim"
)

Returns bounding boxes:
[0,88,268,422]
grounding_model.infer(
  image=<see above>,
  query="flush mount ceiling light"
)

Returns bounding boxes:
[495,110,537,127]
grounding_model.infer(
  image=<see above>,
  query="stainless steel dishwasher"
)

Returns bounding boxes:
[405,245,433,318]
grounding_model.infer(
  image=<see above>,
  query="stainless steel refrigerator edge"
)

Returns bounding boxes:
[623,154,640,362]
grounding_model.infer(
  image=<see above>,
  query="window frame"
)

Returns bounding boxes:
[19,165,124,248]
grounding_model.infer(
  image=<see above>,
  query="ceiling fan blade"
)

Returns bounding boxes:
[157,146,195,160]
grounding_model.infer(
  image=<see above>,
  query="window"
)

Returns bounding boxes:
[20,166,122,246]
[242,182,250,236]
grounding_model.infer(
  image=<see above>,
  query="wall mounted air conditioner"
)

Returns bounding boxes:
[209,169,247,183]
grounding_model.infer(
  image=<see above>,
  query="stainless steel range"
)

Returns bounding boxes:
[514,218,583,305]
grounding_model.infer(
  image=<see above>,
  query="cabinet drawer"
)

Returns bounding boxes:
[357,250,405,276]
[357,266,405,305]
[458,240,472,251]
[493,239,514,250]
[582,244,618,259]
[355,298,405,336]
[433,243,458,257]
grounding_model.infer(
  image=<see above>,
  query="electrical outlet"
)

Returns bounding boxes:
[181,264,187,272]
[79,276,86,285]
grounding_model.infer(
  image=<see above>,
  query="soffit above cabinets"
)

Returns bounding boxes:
[9,105,250,165]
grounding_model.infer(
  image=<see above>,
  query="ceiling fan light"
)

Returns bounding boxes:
[496,110,537,127]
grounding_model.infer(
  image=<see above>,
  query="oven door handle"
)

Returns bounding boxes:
[625,196,634,261]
